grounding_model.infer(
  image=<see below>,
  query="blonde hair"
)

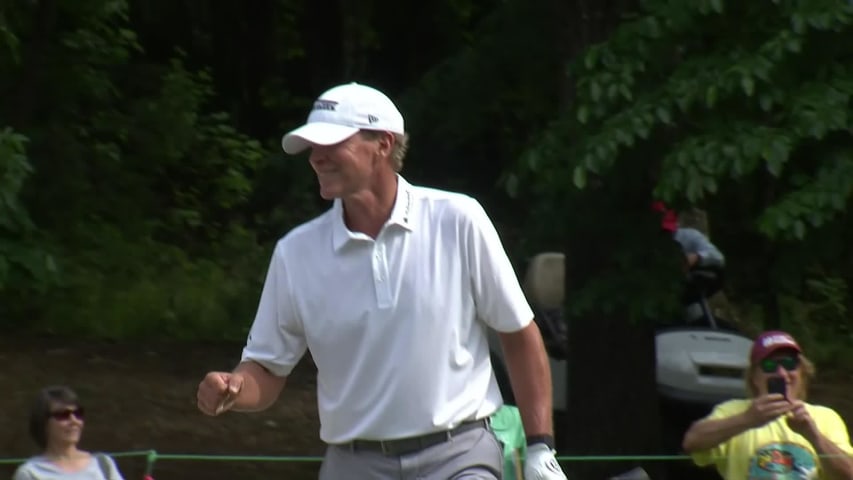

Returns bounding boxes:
[745,354,816,400]
[359,130,410,172]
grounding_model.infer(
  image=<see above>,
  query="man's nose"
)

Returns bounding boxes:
[308,144,327,161]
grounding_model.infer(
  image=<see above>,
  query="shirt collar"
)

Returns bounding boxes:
[331,175,416,251]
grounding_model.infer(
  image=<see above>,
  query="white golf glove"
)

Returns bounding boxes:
[524,443,568,480]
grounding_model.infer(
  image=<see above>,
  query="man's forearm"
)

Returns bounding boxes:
[807,432,853,480]
[231,360,287,412]
[682,413,752,452]
[499,322,554,437]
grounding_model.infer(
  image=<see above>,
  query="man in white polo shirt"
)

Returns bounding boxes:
[196,82,567,480]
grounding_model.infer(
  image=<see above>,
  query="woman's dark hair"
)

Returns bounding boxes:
[28,386,80,449]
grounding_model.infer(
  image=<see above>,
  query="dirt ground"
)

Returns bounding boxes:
[2,337,853,480]
[0,338,324,480]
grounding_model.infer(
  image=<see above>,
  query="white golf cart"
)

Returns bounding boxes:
[488,251,753,445]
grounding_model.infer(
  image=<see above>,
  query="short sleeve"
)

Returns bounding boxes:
[12,463,32,480]
[814,406,853,455]
[101,454,125,480]
[689,400,746,466]
[240,240,308,376]
[463,198,534,332]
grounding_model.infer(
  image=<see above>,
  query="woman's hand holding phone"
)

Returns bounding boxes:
[746,389,794,428]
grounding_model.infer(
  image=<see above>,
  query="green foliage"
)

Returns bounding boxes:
[39,225,267,340]
[5,0,850,346]
[0,128,32,235]
[35,50,273,338]
[0,5,20,64]
[400,0,562,174]
[0,0,289,339]
[771,274,853,368]
[122,56,268,251]
[521,1,853,233]
[759,152,853,240]
[0,128,56,294]
[505,0,853,323]
[257,2,308,125]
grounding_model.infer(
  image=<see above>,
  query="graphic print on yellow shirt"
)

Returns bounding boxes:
[690,399,853,480]
[748,442,817,479]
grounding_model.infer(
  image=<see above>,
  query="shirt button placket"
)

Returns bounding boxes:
[373,240,392,307]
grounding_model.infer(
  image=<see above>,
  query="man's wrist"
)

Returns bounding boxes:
[526,434,555,450]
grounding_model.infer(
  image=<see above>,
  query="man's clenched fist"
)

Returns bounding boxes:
[197,371,243,416]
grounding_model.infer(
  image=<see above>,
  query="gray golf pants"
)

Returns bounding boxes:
[318,425,504,480]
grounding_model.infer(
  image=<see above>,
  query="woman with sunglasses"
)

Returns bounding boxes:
[13,386,125,480]
[682,330,853,480]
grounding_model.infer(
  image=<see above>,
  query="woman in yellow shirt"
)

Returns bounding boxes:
[683,330,853,480]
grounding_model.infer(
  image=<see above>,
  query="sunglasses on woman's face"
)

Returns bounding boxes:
[760,356,800,374]
[48,407,85,421]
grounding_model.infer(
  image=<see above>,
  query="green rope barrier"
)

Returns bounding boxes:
[556,455,690,461]
[109,450,159,459]
[131,454,701,463]
[2,450,849,469]
[153,454,324,462]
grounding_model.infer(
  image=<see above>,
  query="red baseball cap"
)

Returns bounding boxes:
[651,201,679,233]
[750,330,802,364]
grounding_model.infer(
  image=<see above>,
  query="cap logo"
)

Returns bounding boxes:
[762,334,793,348]
[367,114,378,124]
[313,99,338,111]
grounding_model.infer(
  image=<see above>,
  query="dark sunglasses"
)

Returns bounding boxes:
[48,407,85,421]
[760,356,800,374]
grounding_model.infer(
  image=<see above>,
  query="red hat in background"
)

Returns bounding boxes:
[651,201,679,233]
[749,330,802,364]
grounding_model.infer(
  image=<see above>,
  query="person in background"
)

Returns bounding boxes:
[13,385,125,480]
[652,200,726,325]
[682,330,853,480]
[652,201,724,271]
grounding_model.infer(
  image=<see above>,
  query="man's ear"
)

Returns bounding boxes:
[377,131,395,158]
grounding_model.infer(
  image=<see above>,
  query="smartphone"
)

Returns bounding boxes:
[767,377,787,399]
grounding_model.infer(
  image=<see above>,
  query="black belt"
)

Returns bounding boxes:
[345,418,489,456]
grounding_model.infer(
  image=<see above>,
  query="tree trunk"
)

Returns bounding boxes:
[554,3,665,477]
[562,309,663,479]
[557,0,638,111]
[9,0,57,127]
[560,218,666,480]
[339,0,373,79]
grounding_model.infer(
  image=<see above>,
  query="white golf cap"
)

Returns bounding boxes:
[281,82,405,154]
